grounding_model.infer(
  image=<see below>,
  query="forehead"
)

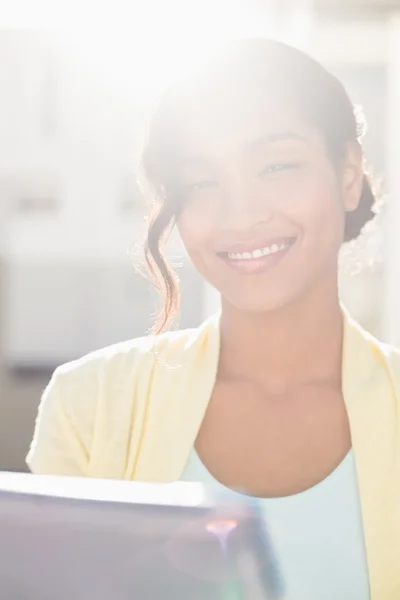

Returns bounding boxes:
[173,81,320,160]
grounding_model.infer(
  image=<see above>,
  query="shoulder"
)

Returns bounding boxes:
[53,311,220,389]
[54,326,199,387]
[49,317,218,434]
[372,334,400,370]
[27,325,209,476]
[351,313,400,376]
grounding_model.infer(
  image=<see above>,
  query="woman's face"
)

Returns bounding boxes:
[173,83,362,313]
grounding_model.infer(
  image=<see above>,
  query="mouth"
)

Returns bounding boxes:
[217,237,297,274]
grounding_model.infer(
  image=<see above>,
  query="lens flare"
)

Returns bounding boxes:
[206,518,238,553]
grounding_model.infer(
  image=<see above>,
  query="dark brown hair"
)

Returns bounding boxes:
[141,38,377,333]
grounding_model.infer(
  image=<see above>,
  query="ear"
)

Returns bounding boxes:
[342,141,364,213]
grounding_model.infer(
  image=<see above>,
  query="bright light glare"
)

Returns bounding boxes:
[55,0,277,105]
[4,1,312,106]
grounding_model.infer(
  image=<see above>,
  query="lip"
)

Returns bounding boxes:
[217,236,297,275]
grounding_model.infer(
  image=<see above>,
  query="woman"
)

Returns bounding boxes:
[28,39,400,598]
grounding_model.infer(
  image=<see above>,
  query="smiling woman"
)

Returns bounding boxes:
[28,39,400,600]
[141,39,375,331]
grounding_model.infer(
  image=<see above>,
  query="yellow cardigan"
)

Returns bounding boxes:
[27,311,400,599]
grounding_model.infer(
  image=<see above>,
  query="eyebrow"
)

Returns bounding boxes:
[177,132,309,169]
[246,132,309,152]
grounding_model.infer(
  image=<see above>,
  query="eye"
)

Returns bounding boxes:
[259,163,301,177]
[185,180,219,194]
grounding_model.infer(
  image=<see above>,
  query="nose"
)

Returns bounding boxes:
[218,177,273,232]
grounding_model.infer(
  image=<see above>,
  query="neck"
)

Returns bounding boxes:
[219,276,343,389]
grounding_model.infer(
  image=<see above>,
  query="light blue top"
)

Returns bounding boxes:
[181,450,370,600]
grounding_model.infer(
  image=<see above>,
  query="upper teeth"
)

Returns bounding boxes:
[228,243,288,260]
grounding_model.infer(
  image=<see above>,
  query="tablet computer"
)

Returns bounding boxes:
[0,472,284,599]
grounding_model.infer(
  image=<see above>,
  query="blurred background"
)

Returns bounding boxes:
[1,0,400,471]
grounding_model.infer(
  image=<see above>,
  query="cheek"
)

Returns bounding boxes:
[177,202,217,256]
[283,169,344,251]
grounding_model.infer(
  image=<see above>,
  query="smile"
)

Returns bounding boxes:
[218,237,296,274]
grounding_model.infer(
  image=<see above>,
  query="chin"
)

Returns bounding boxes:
[221,288,296,315]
